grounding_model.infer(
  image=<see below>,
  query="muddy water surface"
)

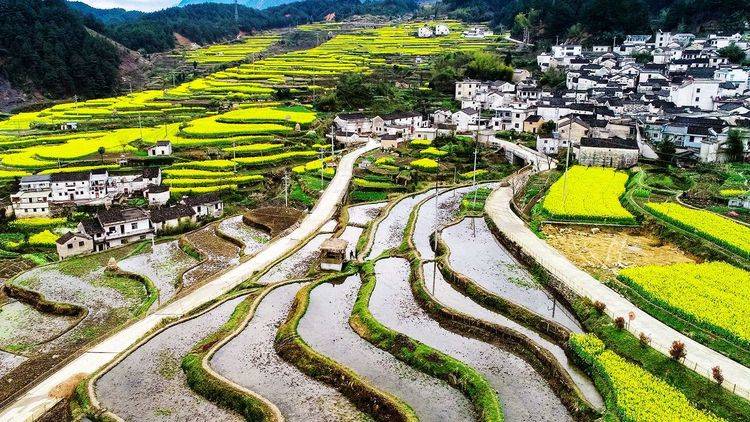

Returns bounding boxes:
[338,226,363,258]
[95,296,246,421]
[347,202,387,227]
[218,215,270,255]
[0,301,78,349]
[442,218,582,331]
[117,241,197,304]
[422,264,603,409]
[412,183,499,260]
[371,258,573,422]
[298,275,475,422]
[257,234,330,283]
[211,283,369,421]
[0,350,26,378]
[367,190,437,259]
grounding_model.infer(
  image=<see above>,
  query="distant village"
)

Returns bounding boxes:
[333,29,750,170]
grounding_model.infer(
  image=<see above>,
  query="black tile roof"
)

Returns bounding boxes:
[97,207,149,225]
[50,172,89,182]
[142,167,161,179]
[182,192,222,207]
[56,232,91,245]
[80,219,104,235]
[150,204,195,223]
[580,137,638,150]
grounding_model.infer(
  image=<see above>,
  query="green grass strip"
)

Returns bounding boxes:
[275,269,418,422]
[351,261,503,422]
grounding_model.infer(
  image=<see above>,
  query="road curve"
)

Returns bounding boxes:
[485,177,750,399]
[0,140,380,422]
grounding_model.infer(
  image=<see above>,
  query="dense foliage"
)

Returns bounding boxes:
[0,0,121,98]
[440,0,750,43]
[100,0,418,53]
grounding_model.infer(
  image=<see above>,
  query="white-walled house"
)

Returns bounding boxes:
[145,185,170,206]
[11,175,52,218]
[56,232,94,260]
[150,204,196,232]
[334,113,373,134]
[182,193,223,219]
[668,78,720,111]
[79,207,154,252]
[148,141,172,157]
[418,26,434,38]
[452,108,479,131]
[435,24,450,36]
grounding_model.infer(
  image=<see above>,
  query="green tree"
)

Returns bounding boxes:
[726,129,745,162]
[98,146,106,163]
[539,68,566,88]
[632,50,653,64]
[465,52,514,81]
[718,44,746,64]
[657,137,677,163]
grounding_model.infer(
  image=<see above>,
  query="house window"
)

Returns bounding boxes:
[131,223,138,230]
[78,241,84,247]
[67,244,73,249]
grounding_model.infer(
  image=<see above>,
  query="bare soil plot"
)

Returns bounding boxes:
[542,225,696,282]
[95,295,246,421]
[371,258,573,422]
[211,283,370,421]
[299,276,475,421]
[443,218,581,331]
[218,215,270,255]
[181,225,240,290]
[244,206,304,236]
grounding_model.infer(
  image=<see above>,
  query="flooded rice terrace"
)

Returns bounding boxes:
[0,300,78,351]
[298,275,476,422]
[218,215,270,255]
[422,263,603,409]
[442,218,582,331]
[117,240,197,305]
[367,190,438,259]
[210,283,370,421]
[370,258,573,421]
[257,234,330,283]
[412,183,499,260]
[95,296,247,421]
[346,202,387,227]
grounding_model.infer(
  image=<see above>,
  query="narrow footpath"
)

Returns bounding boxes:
[485,177,750,399]
[0,141,380,422]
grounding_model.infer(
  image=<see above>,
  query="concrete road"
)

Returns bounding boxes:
[485,180,750,400]
[0,141,380,422]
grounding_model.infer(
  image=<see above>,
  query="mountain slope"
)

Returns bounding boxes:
[178,0,298,10]
[67,1,144,24]
[0,0,121,100]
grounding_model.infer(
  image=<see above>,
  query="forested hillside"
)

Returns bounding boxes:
[0,0,121,100]
[441,0,750,44]
[89,0,417,53]
[178,0,298,10]
[67,1,144,24]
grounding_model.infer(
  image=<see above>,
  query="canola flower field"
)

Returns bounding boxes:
[619,261,750,346]
[541,165,635,224]
[644,202,750,258]
[569,334,723,422]
[0,21,497,197]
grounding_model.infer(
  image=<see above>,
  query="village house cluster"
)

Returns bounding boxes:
[334,29,749,170]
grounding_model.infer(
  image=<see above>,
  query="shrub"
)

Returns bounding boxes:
[593,300,606,314]
[9,217,67,233]
[410,158,438,172]
[639,332,651,348]
[614,316,626,330]
[670,341,687,361]
[28,230,59,247]
[712,366,724,385]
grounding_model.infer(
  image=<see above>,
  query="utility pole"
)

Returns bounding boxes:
[283,171,289,207]
[472,103,482,209]
[319,148,324,191]
[432,163,439,295]
[138,112,143,140]
[561,117,573,207]
[330,124,335,159]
